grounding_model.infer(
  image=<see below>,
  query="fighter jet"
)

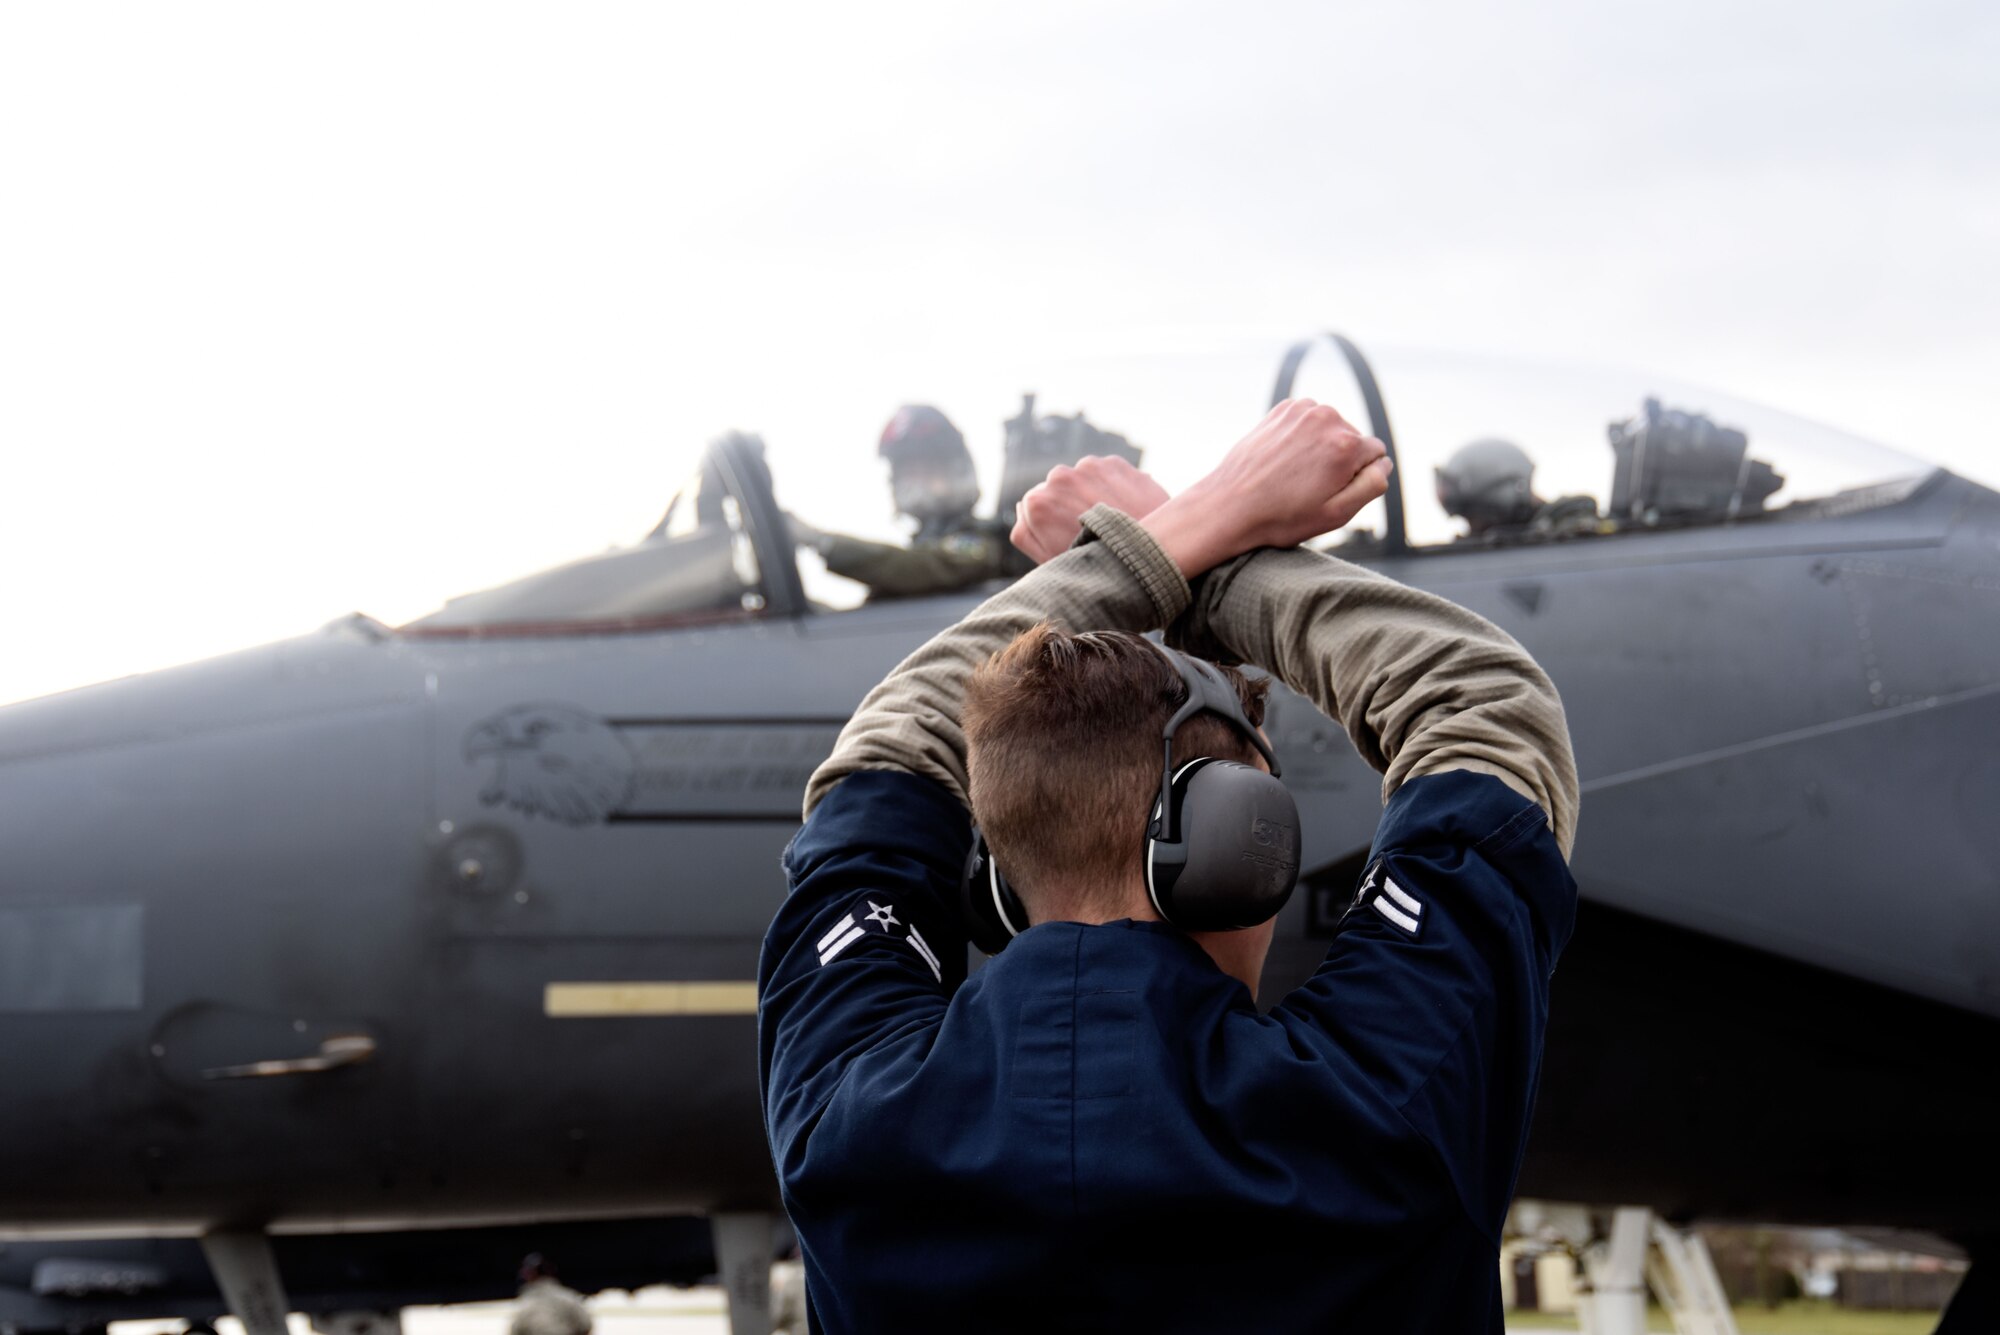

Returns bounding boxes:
[3,334,1995,1335]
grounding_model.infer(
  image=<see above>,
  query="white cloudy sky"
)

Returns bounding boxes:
[1,0,1995,706]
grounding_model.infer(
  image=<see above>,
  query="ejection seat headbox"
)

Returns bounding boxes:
[1606,398,1783,522]
[996,393,1143,521]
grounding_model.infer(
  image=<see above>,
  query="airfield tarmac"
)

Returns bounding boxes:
[104,1293,1944,1334]
[108,1289,736,1335]
[104,1287,1582,1335]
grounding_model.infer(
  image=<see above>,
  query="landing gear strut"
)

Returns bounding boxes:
[1576,1207,1738,1335]
[199,1232,290,1335]
[711,1212,776,1335]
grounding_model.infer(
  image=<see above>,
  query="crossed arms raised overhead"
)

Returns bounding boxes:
[805,396,1576,854]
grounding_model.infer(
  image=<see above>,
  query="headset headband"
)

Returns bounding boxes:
[1144,640,1280,844]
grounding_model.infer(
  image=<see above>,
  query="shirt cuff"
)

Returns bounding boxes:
[1077,504,1191,626]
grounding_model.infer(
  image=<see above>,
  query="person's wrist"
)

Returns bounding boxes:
[1141,485,1241,578]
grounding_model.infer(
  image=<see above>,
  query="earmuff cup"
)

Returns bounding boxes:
[1148,758,1301,932]
[958,637,1300,953]
[960,831,1028,957]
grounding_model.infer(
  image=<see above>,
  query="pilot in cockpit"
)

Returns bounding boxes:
[788,404,1031,600]
[1436,437,1600,543]
[790,399,1141,601]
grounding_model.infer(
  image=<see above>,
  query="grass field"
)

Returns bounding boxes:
[1504,1301,1942,1333]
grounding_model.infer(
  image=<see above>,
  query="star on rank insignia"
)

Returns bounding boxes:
[814,898,944,983]
[1350,862,1379,914]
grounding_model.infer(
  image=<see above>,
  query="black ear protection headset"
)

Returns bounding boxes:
[958,637,1302,955]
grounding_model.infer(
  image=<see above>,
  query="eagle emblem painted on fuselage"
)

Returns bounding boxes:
[463,704,637,826]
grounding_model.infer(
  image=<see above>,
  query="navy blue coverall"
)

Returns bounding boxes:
[758,763,1576,1333]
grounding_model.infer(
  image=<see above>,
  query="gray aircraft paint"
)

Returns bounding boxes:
[2,349,1995,1327]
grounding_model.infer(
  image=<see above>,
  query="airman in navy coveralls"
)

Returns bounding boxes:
[759,403,1581,1333]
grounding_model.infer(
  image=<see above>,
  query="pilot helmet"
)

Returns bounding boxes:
[1436,437,1540,533]
[879,404,978,522]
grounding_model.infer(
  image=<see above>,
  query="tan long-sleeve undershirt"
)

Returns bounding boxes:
[806,505,1578,859]
[1170,545,1578,857]
[804,505,1189,816]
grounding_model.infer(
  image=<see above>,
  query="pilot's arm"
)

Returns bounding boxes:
[758,508,1189,1177]
[812,529,1016,600]
[1171,548,1580,1236]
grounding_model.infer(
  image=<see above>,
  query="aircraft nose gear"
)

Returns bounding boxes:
[1573,1207,1739,1335]
[711,1212,779,1335]
[199,1232,291,1335]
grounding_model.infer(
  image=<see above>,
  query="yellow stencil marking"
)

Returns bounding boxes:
[544,982,759,1017]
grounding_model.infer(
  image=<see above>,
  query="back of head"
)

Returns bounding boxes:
[961,626,1268,922]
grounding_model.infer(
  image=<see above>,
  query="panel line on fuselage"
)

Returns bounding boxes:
[1576,676,2000,796]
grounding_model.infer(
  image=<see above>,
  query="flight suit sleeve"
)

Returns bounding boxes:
[1275,771,1576,1237]
[819,532,1009,600]
[760,769,973,1175]
[1169,545,1581,1237]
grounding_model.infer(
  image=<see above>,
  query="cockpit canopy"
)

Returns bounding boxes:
[401,435,800,636]
[1274,339,1931,550]
[397,334,1938,632]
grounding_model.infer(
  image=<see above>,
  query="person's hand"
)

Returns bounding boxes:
[1143,399,1392,577]
[1010,456,1171,564]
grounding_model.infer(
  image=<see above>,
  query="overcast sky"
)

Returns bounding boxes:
[2,0,1995,707]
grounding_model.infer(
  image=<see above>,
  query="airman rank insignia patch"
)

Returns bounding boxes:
[1350,860,1424,937]
[816,897,945,982]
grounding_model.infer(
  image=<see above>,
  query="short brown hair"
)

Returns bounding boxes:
[960,626,1269,920]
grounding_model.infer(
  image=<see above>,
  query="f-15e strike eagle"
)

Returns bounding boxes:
[4,334,1995,1334]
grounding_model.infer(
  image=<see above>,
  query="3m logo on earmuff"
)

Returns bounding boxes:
[1251,817,1292,847]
